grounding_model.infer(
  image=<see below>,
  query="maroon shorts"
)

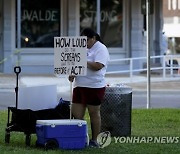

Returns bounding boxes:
[72,87,106,106]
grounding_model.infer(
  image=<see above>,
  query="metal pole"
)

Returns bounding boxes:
[17,0,21,66]
[130,59,133,82]
[70,82,72,120]
[0,0,4,71]
[146,0,151,109]
[97,0,100,34]
[163,55,166,79]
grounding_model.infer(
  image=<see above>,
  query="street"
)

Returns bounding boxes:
[132,91,180,108]
[0,90,180,110]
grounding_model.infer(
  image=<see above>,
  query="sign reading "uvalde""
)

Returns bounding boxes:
[54,37,87,76]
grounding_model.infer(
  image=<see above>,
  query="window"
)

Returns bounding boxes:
[17,0,60,48]
[80,0,123,48]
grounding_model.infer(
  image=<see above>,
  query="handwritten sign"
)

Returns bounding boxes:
[54,37,87,76]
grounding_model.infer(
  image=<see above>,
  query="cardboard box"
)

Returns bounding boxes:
[18,85,57,111]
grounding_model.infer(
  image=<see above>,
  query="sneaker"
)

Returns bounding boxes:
[89,140,100,148]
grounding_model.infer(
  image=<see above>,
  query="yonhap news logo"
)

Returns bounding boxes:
[97,131,112,148]
[114,136,180,144]
[97,132,179,148]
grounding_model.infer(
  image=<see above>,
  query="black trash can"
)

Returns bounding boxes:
[101,85,132,136]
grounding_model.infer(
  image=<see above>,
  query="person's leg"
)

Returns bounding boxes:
[72,87,86,119]
[87,104,101,141]
[72,103,86,120]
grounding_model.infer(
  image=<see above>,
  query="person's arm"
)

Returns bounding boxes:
[87,61,104,71]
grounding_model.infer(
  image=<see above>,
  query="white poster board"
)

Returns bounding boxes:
[54,36,87,76]
[18,85,58,111]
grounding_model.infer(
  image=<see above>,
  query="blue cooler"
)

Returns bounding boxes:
[36,119,88,150]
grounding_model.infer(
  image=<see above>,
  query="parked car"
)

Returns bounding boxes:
[165,54,180,70]
[30,31,59,47]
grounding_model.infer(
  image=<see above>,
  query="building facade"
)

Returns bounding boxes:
[163,0,180,55]
[0,0,164,74]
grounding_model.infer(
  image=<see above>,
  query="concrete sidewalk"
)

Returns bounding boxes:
[0,73,180,110]
[1,73,180,92]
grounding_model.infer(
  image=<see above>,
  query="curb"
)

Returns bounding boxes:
[133,90,180,95]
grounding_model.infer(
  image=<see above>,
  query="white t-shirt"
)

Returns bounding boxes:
[74,41,110,88]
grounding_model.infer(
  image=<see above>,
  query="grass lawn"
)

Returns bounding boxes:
[0,109,180,154]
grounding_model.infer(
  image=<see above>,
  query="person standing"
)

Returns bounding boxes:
[68,28,110,147]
